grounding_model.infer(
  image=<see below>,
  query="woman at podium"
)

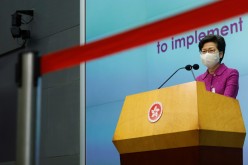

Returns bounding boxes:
[196,34,239,98]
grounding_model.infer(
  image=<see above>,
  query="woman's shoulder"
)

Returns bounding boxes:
[224,65,239,75]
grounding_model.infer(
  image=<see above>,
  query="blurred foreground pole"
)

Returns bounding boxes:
[16,51,39,165]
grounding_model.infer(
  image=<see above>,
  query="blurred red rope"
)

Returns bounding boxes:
[41,0,248,75]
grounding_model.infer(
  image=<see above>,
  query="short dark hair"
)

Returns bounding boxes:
[198,34,226,63]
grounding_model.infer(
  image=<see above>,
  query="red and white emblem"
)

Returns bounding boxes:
[148,102,163,123]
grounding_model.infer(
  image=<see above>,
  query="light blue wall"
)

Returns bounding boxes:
[85,1,248,165]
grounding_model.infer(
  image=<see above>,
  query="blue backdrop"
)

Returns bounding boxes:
[85,1,248,164]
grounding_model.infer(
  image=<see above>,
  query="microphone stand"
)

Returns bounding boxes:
[158,67,185,89]
[190,70,196,80]
[191,64,199,81]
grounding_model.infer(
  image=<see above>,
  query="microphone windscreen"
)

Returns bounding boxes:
[185,65,192,71]
[193,64,199,70]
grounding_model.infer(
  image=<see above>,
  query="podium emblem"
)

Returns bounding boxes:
[148,102,163,123]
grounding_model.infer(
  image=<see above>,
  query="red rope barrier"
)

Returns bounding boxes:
[41,0,248,75]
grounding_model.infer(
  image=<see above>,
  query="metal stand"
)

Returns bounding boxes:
[16,51,39,165]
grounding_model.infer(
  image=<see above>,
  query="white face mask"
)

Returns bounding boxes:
[200,52,220,68]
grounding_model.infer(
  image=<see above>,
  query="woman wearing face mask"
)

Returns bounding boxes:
[196,34,239,98]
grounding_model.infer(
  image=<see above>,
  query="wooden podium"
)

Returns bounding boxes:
[112,81,246,165]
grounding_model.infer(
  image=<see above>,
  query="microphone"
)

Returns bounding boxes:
[193,64,199,70]
[185,65,192,71]
[158,65,192,89]
[190,64,199,80]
